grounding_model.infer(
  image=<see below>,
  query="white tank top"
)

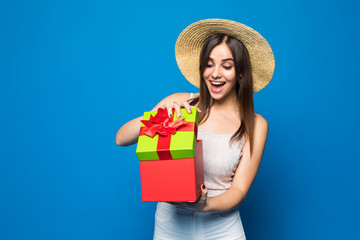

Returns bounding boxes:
[197,128,245,197]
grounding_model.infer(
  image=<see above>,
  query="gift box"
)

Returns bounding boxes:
[136,108,198,161]
[136,107,204,202]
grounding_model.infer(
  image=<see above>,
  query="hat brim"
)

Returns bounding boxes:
[175,19,275,92]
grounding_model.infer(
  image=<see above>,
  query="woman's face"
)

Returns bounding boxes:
[203,42,237,102]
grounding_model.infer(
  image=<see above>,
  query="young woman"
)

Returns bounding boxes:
[116,19,275,240]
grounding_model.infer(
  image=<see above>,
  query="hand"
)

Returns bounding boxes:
[194,184,208,212]
[171,184,208,212]
[163,101,202,118]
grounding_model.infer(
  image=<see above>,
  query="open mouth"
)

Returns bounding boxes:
[210,81,226,86]
[210,81,226,93]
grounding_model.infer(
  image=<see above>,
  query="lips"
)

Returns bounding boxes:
[210,81,226,93]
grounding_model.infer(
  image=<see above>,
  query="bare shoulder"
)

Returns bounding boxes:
[166,92,199,99]
[255,113,269,134]
[162,92,191,101]
[252,114,268,156]
[164,92,192,101]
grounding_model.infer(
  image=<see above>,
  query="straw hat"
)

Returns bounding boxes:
[175,19,275,92]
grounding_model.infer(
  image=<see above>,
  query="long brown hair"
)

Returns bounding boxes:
[190,34,256,153]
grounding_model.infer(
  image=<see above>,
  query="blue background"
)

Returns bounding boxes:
[1,0,359,239]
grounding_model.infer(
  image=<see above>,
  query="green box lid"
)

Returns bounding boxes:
[136,107,198,161]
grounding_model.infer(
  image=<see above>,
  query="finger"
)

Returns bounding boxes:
[183,102,192,113]
[201,184,208,196]
[173,101,182,118]
[165,103,173,118]
[193,184,207,211]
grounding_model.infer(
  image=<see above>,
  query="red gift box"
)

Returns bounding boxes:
[137,108,204,202]
[139,140,204,202]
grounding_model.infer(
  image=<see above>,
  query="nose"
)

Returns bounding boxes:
[211,66,221,79]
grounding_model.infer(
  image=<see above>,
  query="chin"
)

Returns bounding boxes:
[206,85,227,100]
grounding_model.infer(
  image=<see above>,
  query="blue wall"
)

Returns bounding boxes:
[1,0,359,239]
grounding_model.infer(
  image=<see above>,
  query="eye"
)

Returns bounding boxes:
[223,65,233,70]
[206,63,214,68]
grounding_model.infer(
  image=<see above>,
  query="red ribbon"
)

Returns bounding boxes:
[140,108,189,138]
[139,108,196,160]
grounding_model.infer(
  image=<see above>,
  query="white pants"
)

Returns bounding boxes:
[154,202,246,240]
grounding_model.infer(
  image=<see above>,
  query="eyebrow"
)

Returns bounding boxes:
[208,57,234,62]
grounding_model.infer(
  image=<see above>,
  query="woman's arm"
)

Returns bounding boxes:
[115,92,199,146]
[201,114,269,212]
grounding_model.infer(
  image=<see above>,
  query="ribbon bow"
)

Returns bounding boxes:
[140,108,188,138]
